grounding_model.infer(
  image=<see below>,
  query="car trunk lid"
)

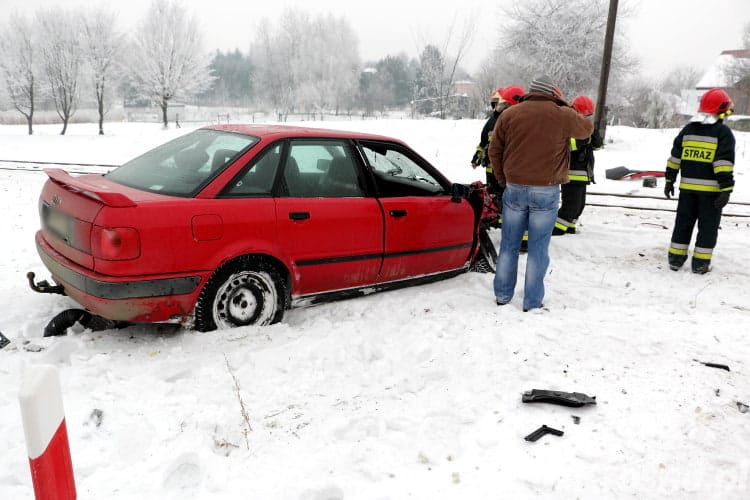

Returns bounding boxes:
[39,169,138,269]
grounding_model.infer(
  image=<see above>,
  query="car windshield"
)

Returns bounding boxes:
[105,129,259,196]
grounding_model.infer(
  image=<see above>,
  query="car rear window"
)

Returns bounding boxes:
[106,129,258,197]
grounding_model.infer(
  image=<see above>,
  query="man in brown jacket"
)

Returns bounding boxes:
[488,75,593,311]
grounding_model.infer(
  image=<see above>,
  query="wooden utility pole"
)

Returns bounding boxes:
[594,0,618,141]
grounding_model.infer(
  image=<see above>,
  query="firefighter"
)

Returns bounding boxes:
[553,95,603,235]
[470,85,524,226]
[664,87,735,274]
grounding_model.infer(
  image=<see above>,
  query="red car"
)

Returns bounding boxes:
[31,125,497,330]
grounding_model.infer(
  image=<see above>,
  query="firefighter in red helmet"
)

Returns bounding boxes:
[553,95,603,235]
[470,85,524,226]
[664,87,735,274]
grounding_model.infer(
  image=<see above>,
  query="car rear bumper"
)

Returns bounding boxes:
[35,231,206,323]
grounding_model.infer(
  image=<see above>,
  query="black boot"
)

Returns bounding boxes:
[691,259,711,274]
[668,253,686,271]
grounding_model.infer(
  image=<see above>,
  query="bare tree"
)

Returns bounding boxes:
[83,7,125,135]
[661,65,702,96]
[415,14,475,119]
[127,0,214,128]
[0,13,37,135]
[36,8,85,135]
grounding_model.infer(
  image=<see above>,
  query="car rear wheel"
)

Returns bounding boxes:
[194,256,285,331]
[470,227,497,274]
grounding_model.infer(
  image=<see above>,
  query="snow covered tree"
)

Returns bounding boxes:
[126,0,214,128]
[82,7,125,135]
[308,13,360,115]
[414,14,475,119]
[496,0,635,99]
[36,8,85,135]
[0,13,37,135]
[415,45,443,115]
[661,65,702,96]
[200,49,254,106]
[250,8,360,118]
[360,55,415,115]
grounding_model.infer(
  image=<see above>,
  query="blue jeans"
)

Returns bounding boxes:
[494,183,560,310]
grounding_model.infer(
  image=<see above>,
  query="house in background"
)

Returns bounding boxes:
[692,49,750,116]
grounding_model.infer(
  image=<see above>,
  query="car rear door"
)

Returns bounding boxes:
[274,139,383,295]
[358,140,475,283]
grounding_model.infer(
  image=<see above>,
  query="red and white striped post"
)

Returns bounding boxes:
[19,364,77,500]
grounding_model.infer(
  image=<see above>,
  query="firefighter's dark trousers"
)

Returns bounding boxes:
[669,191,722,264]
[556,182,587,232]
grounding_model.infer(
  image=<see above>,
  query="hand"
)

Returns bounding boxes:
[664,182,674,199]
[714,191,730,209]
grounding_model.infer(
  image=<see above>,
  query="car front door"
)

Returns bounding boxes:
[358,140,475,283]
[275,139,384,296]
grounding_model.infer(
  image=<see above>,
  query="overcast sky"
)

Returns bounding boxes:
[2,0,748,81]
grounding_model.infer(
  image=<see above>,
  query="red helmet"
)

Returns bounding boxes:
[698,88,733,115]
[500,85,525,105]
[490,87,503,103]
[572,95,595,116]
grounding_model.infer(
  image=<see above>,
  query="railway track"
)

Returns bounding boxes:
[0,159,116,175]
[2,159,749,217]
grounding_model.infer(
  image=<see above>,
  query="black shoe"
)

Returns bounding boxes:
[552,227,566,236]
[568,227,576,235]
[668,253,686,271]
[519,240,528,253]
[692,260,711,274]
[496,300,508,306]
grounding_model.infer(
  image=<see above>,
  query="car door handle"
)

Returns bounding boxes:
[289,211,310,221]
[389,209,407,218]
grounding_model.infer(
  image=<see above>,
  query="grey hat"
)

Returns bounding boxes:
[529,75,561,97]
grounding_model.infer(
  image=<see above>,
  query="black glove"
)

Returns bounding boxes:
[664,182,674,199]
[714,191,730,209]
[471,147,486,168]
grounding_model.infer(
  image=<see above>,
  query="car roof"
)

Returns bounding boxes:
[204,123,407,145]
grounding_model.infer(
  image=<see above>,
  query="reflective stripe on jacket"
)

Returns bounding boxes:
[665,121,735,193]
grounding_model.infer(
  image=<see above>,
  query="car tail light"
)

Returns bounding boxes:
[91,226,140,260]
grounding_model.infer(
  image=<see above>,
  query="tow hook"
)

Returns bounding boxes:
[27,272,66,295]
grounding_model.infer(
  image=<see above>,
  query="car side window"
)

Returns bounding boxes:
[359,141,445,197]
[284,140,364,197]
[224,144,282,196]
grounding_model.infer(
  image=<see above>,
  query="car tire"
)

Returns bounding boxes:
[470,227,497,274]
[194,256,286,331]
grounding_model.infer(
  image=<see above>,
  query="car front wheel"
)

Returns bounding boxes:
[470,227,498,274]
[194,256,285,331]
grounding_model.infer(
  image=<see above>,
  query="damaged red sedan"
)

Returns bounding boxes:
[31,125,496,331]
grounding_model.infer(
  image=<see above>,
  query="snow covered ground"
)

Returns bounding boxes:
[1,118,749,499]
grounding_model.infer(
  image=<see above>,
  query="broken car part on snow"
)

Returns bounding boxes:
[522,389,597,407]
[524,425,564,442]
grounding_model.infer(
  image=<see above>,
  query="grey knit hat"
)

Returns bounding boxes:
[529,75,562,98]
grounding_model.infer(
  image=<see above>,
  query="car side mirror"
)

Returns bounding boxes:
[451,183,470,203]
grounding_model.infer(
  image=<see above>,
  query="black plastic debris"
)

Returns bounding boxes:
[0,331,10,350]
[522,389,597,408]
[525,425,564,442]
[571,415,581,425]
[44,309,128,337]
[693,359,730,372]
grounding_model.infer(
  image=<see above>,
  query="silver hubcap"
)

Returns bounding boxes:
[213,270,276,328]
